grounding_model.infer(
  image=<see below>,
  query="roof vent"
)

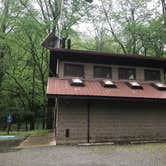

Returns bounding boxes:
[101,79,116,88]
[127,81,143,89]
[152,82,166,90]
[70,78,84,86]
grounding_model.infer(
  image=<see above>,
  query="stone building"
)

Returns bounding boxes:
[46,48,166,144]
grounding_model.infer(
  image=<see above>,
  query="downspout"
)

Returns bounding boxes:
[52,97,59,145]
[164,68,166,83]
[56,59,59,77]
[55,97,59,144]
[87,101,90,143]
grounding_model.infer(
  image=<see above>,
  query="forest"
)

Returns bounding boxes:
[0,0,165,130]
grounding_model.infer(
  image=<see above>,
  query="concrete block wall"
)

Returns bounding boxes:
[56,99,166,144]
[56,99,88,144]
[90,100,166,142]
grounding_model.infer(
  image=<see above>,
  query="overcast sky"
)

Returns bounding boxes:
[72,0,162,38]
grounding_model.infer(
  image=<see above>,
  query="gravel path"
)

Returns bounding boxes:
[0,143,166,166]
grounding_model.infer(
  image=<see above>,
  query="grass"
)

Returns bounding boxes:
[0,130,50,137]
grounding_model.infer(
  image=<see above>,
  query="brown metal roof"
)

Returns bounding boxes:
[47,78,166,100]
[50,48,166,62]
[50,49,166,69]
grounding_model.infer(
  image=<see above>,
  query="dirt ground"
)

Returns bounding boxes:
[0,143,166,166]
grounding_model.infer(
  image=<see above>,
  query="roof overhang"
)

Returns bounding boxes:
[47,78,166,101]
[47,95,166,104]
[50,48,166,68]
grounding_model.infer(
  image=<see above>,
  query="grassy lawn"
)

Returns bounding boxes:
[0,130,50,137]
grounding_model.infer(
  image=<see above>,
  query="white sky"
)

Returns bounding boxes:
[73,0,161,38]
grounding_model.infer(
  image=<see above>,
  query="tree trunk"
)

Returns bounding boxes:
[17,123,21,131]
[30,117,35,130]
[46,107,54,129]
[161,0,166,26]
[25,120,28,131]
[0,0,10,88]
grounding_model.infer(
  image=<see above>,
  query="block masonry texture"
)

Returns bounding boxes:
[56,99,166,144]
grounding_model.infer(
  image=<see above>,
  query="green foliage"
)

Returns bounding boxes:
[0,0,165,131]
[0,0,93,130]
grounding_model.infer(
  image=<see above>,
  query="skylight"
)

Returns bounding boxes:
[101,79,116,88]
[127,81,143,89]
[152,82,166,90]
[70,78,84,86]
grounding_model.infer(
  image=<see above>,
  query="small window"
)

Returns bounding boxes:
[119,68,136,80]
[94,66,112,78]
[65,129,70,138]
[144,70,161,81]
[64,64,84,77]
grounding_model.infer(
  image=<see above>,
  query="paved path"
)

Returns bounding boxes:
[18,132,54,148]
[1,143,166,166]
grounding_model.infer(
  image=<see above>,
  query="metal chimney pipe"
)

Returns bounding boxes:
[67,39,71,49]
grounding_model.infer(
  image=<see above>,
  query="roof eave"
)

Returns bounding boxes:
[47,94,166,102]
[50,48,166,63]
